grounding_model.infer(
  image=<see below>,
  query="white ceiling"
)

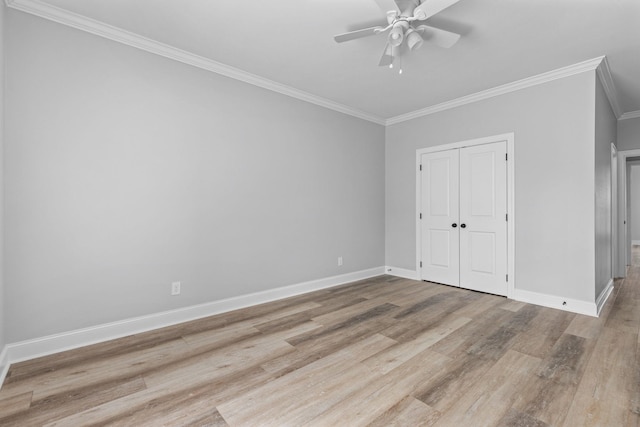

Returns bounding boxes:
[12,0,640,121]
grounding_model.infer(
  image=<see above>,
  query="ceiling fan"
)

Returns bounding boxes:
[334,0,462,73]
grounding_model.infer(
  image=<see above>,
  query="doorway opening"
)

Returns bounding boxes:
[615,148,640,277]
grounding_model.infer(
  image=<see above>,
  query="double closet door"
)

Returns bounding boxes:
[419,141,508,296]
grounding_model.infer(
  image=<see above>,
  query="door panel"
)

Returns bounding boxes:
[429,230,452,267]
[468,231,495,274]
[428,157,453,216]
[420,150,460,286]
[469,152,496,217]
[459,141,508,295]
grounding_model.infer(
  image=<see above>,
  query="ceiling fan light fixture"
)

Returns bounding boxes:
[406,28,424,51]
[388,24,404,47]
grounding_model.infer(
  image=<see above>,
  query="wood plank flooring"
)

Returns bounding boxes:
[1,262,639,426]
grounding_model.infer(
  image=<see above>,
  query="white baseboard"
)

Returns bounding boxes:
[0,346,9,387]
[384,266,419,280]
[596,278,614,316]
[511,288,598,317]
[4,266,385,368]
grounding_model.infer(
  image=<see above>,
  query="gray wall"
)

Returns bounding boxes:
[5,11,385,342]
[386,72,597,303]
[0,1,5,353]
[617,117,640,151]
[594,75,616,299]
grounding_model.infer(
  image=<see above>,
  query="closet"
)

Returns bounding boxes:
[419,141,508,296]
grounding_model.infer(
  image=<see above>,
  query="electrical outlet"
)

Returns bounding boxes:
[338,256,343,266]
[171,281,181,296]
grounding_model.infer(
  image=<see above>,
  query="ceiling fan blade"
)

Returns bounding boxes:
[413,0,460,20]
[373,0,400,14]
[379,43,394,66]
[334,26,385,43]
[416,24,461,48]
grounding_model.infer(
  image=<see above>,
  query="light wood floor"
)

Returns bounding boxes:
[1,264,639,426]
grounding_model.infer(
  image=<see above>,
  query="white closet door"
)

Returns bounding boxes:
[459,141,508,295]
[420,149,460,286]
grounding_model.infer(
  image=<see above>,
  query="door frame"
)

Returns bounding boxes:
[416,132,515,298]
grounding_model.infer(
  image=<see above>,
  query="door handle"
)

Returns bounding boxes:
[452,223,458,228]
[460,223,467,228]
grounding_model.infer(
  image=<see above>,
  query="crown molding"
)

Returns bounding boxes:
[6,0,629,128]
[5,0,386,126]
[595,56,623,119]
[619,110,640,121]
[386,56,608,126]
